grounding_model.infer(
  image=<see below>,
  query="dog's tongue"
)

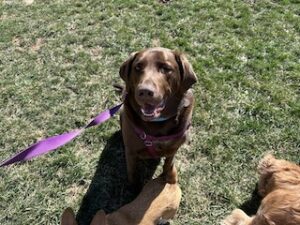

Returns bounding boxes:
[141,101,166,118]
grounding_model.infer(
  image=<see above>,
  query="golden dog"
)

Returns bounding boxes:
[222,154,300,225]
[61,166,181,225]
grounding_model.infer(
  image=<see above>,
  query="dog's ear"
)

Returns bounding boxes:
[90,210,107,225]
[174,52,197,93]
[119,51,138,82]
[61,208,77,225]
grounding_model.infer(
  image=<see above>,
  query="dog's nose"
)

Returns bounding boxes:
[138,87,154,97]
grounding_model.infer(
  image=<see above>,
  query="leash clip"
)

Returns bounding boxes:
[139,132,153,146]
[140,132,147,140]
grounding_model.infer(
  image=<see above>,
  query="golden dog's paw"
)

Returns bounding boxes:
[257,153,276,175]
[222,209,252,225]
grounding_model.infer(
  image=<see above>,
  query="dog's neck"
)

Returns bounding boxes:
[148,116,173,122]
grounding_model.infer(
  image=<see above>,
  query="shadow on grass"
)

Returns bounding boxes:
[239,184,262,216]
[76,131,160,225]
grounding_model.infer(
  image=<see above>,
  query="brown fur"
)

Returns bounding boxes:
[119,47,197,184]
[222,154,300,225]
[61,166,181,225]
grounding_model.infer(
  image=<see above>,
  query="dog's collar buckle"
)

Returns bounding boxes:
[140,132,153,147]
[132,123,190,159]
[144,140,153,147]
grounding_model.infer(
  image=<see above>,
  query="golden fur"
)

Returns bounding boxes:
[61,166,181,225]
[222,154,300,225]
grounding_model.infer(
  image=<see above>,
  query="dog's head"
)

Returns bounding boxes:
[258,154,300,196]
[119,47,197,121]
[61,208,107,225]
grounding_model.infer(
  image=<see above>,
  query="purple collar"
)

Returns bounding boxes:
[132,123,190,158]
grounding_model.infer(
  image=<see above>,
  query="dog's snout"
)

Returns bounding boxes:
[137,81,156,99]
[138,88,154,97]
[135,81,164,106]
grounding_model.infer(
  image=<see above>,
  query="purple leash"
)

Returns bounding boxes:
[0,103,122,167]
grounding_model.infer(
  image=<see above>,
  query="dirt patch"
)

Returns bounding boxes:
[30,38,44,52]
[23,0,34,5]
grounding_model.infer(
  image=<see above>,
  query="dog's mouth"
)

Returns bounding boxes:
[140,100,166,121]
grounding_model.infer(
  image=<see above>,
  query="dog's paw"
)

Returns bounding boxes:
[222,209,252,225]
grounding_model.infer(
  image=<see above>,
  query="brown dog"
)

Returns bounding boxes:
[119,47,197,185]
[61,166,181,225]
[222,154,300,225]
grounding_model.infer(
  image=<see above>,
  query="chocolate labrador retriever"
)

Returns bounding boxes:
[120,47,197,185]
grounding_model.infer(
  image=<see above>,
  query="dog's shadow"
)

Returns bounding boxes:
[76,131,160,225]
[239,184,262,216]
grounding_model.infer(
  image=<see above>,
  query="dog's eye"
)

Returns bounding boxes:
[134,63,143,72]
[159,65,173,75]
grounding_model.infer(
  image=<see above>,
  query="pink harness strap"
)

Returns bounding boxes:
[133,124,190,158]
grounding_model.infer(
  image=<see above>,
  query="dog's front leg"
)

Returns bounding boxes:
[160,156,176,184]
[222,209,253,225]
[121,112,139,186]
[125,148,137,184]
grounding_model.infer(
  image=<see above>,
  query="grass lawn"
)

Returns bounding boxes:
[1,0,299,224]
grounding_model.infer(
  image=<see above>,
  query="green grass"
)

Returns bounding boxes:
[0,0,299,224]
